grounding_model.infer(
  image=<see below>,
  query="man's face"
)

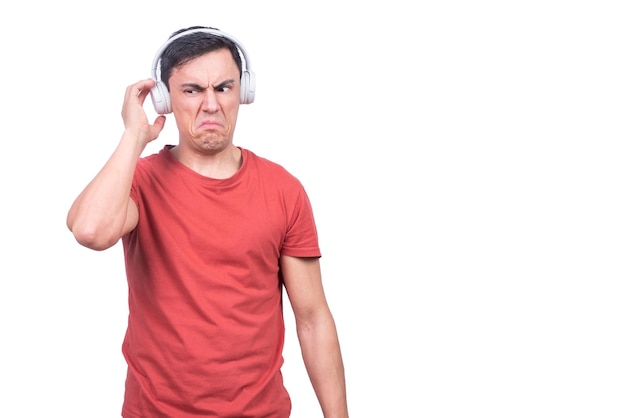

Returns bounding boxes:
[168,48,241,152]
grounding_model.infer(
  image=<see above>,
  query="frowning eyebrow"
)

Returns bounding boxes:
[179,79,236,91]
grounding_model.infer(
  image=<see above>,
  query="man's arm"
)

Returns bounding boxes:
[281,255,349,418]
[67,79,165,250]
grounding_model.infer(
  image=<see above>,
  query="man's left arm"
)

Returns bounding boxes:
[280,255,349,418]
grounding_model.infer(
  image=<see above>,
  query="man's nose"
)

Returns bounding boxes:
[201,90,219,111]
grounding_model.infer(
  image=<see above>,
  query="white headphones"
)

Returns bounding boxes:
[149,28,256,114]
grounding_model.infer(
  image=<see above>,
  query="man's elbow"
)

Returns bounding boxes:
[69,224,120,251]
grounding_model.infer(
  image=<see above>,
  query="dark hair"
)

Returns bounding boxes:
[160,26,243,90]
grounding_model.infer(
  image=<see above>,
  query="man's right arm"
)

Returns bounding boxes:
[66,79,166,251]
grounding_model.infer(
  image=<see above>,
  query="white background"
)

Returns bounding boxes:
[1,1,625,417]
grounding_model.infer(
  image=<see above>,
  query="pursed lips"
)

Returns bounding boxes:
[199,120,223,129]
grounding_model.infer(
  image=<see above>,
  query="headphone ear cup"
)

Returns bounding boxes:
[240,70,256,104]
[150,81,172,114]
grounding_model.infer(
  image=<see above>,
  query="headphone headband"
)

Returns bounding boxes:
[149,28,256,114]
[150,28,252,78]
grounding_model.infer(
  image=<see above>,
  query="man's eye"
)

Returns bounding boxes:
[185,89,200,94]
[217,86,232,93]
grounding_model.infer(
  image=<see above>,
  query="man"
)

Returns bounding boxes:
[67,26,349,418]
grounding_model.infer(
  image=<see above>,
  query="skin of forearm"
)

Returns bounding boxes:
[67,131,146,249]
[297,311,349,418]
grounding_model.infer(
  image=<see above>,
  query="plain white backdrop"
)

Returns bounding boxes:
[1,1,625,417]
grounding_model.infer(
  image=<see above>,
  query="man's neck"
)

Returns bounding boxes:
[169,144,242,179]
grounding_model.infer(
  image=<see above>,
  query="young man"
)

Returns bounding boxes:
[67,26,349,418]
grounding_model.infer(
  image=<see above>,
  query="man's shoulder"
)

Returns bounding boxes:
[242,148,304,190]
[243,148,290,174]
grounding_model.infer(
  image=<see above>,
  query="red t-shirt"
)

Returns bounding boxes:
[120,146,321,417]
